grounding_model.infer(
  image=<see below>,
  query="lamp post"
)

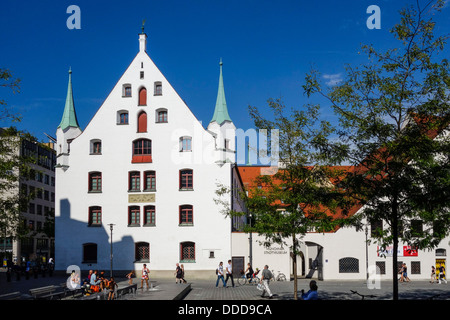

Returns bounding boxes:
[108,224,115,278]
[365,224,369,281]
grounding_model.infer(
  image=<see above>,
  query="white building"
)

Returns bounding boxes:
[54,29,449,283]
[54,30,237,278]
[233,165,450,282]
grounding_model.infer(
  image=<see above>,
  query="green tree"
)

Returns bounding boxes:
[216,99,341,300]
[0,69,37,259]
[304,0,450,300]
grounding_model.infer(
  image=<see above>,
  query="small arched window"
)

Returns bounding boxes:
[139,87,147,106]
[137,111,147,133]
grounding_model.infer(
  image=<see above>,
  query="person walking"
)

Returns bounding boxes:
[140,264,150,289]
[225,260,235,288]
[438,265,447,284]
[180,264,187,283]
[402,263,411,282]
[216,262,226,288]
[175,263,183,284]
[245,263,254,283]
[260,265,273,299]
[430,266,436,283]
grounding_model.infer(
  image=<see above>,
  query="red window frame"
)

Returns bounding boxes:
[179,205,193,225]
[128,206,140,226]
[179,169,193,190]
[180,241,195,262]
[119,112,128,124]
[89,172,102,192]
[132,139,152,163]
[89,206,102,226]
[129,171,140,191]
[157,110,167,123]
[144,171,156,190]
[144,205,156,226]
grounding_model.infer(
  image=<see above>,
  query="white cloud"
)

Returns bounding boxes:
[323,73,343,86]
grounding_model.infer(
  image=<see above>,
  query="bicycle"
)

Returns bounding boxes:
[350,290,377,300]
[237,271,260,285]
[271,270,287,281]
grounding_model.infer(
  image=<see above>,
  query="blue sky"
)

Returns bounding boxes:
[1,0,449,142]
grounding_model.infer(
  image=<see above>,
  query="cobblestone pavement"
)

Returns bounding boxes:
[1,269,449,301]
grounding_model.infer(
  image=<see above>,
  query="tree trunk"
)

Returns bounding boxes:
[292,233,298,300]
[392,196,399,301]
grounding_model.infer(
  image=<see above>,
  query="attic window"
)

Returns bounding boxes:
[154,82,162,96]
[123,84,132,97]
[140,71,144,79]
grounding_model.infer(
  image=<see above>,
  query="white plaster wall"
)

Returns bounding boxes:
[55,40,234,273]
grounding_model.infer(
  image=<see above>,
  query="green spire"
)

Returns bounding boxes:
[210,59,232,125]
[58,68,80,130]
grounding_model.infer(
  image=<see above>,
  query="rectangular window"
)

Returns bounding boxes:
[144,206,156,226]
[157,110,168,123]
[179,205,193,225]
[180,242,195,262]
[89,172,102,192]
[411,261,421,274]
[154,82,162,95]
[119,112,129,124]
[128,206,140,226]
[180,169,193,190]
[92,141,102,154]
[123,85,132,97]
[180,137,192,152]
[144,171,156,191]
[135,242,149,262]
[371,220,383,238]
[129,171,140,191]
[89,207,102,226]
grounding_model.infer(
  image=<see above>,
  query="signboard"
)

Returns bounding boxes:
[263,246,288,255]
[377,246,418,257]
[128,194,155,203]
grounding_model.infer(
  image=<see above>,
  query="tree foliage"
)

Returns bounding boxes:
[304,0,450,300]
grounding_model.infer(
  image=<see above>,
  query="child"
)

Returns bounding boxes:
[107,277,118,300]
[126,270,134,285]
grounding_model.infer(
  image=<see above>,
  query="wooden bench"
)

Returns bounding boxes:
[29,285,62,300]
[0,292,22,300]
[116,283,137,300]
